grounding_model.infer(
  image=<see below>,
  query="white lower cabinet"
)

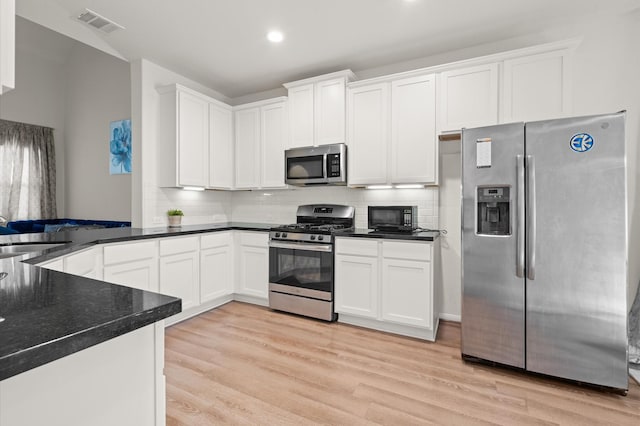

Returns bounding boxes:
[200,232,234,303]
[37,257,64,272]
[334,254,379,319]
[159,236,200,311]
[235,231,269,303]
[335,237,440,341]
[103,240,158,292]
[63,246,102,279]
[381,258,432,328]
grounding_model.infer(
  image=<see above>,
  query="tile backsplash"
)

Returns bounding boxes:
[146,184,439,229]
[231,186,439,230]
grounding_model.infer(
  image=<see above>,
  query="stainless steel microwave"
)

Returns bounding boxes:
[368,205,418,232]
[285,143,347,186]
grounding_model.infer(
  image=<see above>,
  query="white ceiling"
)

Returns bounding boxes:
[16,0,640,99]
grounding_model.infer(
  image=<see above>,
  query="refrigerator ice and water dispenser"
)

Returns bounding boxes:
[477,187,510,236]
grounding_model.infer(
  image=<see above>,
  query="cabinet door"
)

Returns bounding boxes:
[201,245,233,302]
[0,0,15,94]
[335,254,379,318]
[38,258,64,272]
[439,63,499,131]
[288,83,315,148]
[502,50,571,123]
[160,251,199,310]
[261,101,288,188]
[381,258,432,328]
[209,103,234,189]
[177,90,209,187]
[391,74,437,184]
[64,247,102,279]
[315,78,346,145]
[347,83,389,185]
[235,107,261,189]
[237,244,268,299]
[104,258,158,292]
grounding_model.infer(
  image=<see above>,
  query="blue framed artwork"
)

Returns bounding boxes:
[109,119,132,175]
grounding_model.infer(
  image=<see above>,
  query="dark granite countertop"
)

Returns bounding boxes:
[0,256,181,381]
[0,222,273,381]
[338,228,440,241]
[0,221,437,381]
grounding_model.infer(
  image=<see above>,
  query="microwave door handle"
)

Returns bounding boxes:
[323,154,328,179]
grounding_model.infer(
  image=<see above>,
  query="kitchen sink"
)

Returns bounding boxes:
[0,243,65,259]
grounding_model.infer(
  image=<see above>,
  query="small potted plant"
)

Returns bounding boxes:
[167,209,184,227]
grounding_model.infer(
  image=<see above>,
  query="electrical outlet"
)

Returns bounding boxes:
[152,216,164,225]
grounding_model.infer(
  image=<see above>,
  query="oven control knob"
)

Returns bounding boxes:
[318,235,324,241]
[282,233,288,238]
[310,235,316,240]
[275,232,281,238]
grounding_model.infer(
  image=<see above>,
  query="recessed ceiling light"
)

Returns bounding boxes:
[267,30,284,43]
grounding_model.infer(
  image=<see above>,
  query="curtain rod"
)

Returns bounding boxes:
[0,118,55,130]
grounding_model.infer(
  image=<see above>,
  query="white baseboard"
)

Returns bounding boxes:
[439,313,461,322]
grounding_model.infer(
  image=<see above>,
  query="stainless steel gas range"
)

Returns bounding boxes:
[268,204,355,321]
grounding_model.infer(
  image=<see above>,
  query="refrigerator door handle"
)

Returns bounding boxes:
[526,155,536,280]
[516,155,525,278]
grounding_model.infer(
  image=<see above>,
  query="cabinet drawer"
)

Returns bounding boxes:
[159,236,199,256]
[103,240,157,265]
[238,231,268,247]
[201,232,232,250]
[335,238,378,257]
[382,241,431,262]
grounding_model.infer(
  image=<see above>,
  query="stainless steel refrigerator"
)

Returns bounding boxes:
[461,112,628,391]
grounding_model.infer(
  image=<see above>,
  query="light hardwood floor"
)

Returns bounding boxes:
[165,302,640,425]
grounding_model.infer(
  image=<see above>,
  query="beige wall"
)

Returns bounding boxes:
[64,41,131,221]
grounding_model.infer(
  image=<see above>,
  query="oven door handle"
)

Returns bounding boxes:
[268,240,333,252]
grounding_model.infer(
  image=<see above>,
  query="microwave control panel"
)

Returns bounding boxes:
[327,154,341,177]
[403,208,413,226]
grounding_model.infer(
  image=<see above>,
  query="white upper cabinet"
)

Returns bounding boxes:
[315,77,348,145]
[158,84,233,189]
[347,73,437,186]
[391,74,437,184]
[209,102,234,189]
[287,84,315,147]
[234,107,261,189]
[439,63,499,131]
[284,70,356,148]
[177,90,209,187]
[347,83,389,185]
[261,101,288,188]
[234,98,288,190]
[501,49,572,123]
[0,0,15,95]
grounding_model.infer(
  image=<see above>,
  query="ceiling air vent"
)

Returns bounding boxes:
[76,9,124,34]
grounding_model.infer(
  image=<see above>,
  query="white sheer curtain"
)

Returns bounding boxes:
[0,120,57,221]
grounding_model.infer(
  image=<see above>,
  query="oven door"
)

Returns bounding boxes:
[268,240,334,297]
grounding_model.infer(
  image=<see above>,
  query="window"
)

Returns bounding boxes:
[0,120,57,221]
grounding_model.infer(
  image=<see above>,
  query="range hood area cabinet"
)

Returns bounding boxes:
[233,97,288,189]
[157,84,234,189]
[284,69,356,148]
[347,73,438,186]
[0,0,15,95]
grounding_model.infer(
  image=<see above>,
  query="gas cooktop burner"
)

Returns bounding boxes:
[273,223,352,233]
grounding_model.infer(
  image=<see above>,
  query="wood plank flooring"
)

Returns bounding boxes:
[165,302,640,425]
